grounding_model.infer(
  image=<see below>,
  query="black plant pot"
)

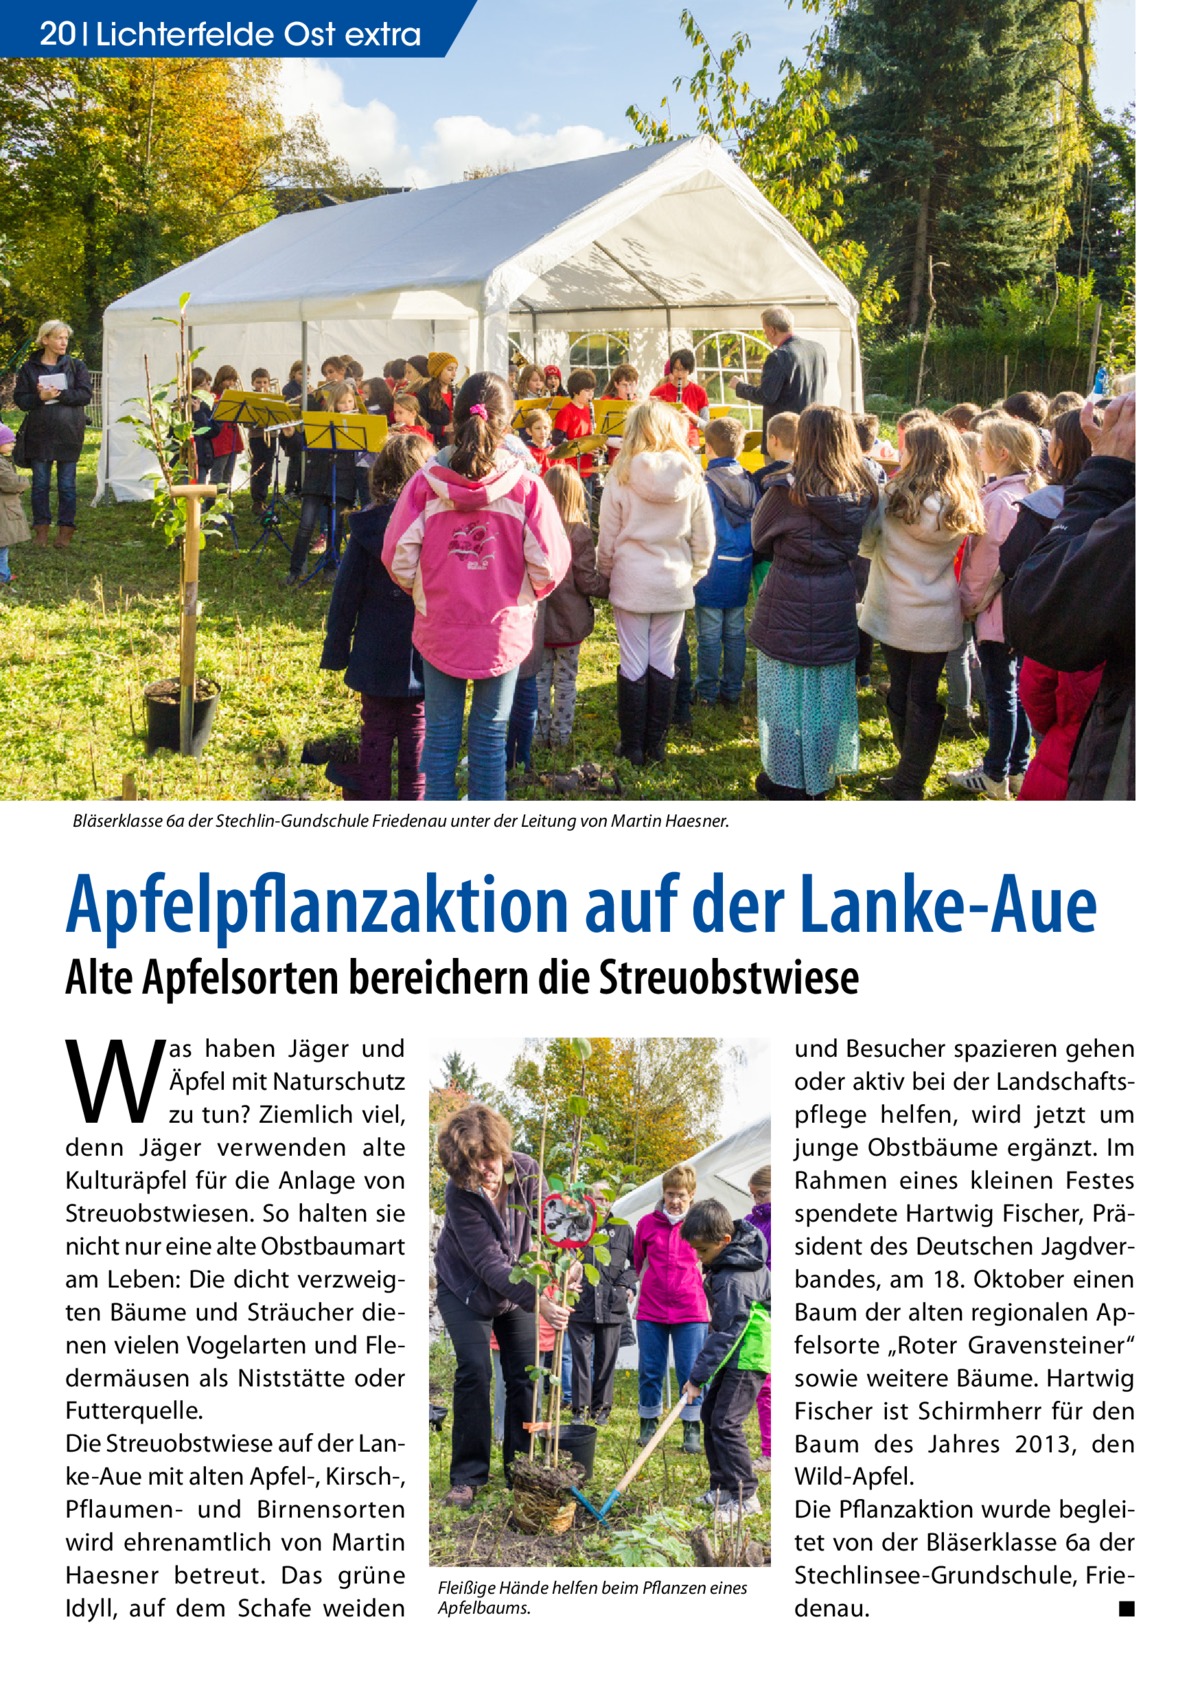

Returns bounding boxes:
[541,1422,598,1482]
[144,677,220,756]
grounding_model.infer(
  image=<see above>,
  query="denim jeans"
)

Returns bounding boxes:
[31,459,78,527]
[694,603,747,703]
[946,621,984,713]
[636,1317,707,1421]
[0,545,9,581]
[505,675,539,771]
[421,661,519,801]
[978,639,1031,780]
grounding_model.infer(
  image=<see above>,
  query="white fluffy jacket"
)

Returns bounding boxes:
[859,493,971,654]
[597,451,715,613]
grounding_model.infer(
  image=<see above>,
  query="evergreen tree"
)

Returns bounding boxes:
[1056,130,1133,306]
[827,0,1084,329]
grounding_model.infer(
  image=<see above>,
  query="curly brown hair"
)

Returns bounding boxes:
[438,1103,513,1187]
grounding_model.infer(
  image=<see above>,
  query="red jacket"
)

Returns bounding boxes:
[651,379,709,449]
[1017,658,1105,801]
[208,390,244,460]
[555,401,596,478]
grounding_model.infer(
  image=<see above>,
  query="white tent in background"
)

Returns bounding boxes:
[99,136,861,500]
[615,1115,771,1228]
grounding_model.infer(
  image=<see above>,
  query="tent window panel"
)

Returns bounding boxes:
[567,331,629,392]
[693,330,772,430]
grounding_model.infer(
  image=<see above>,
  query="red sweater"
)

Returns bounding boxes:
[555,400,595,478]
[651,379,709,449]
[528,442,551,476]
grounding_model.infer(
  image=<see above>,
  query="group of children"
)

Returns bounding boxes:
[61,341,1110,804]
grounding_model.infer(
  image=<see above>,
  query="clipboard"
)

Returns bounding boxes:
[301,411,389,454]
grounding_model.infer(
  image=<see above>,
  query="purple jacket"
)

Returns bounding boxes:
[745,1199,772,1268]
[632,1205,709,1324]
[435,1151,546,1317]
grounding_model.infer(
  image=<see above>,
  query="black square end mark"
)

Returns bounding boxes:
[1118,1601,1135,1618]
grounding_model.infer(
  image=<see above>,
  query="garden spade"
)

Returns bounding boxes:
[571,1392,690,1528]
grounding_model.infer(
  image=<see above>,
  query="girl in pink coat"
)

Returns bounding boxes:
[382,372,570,800]
[950,416,1044,799]
[632,1162,709,1451]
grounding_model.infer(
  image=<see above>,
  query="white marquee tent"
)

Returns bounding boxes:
[99,136,861,501]
[615,1115,771,1227]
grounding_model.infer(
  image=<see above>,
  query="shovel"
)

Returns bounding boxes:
[571,1392,691,1528]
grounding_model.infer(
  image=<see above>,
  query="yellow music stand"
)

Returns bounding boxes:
[300,411,389,455]
[594,398,632,437]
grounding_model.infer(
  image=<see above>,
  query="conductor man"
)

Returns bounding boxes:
[735,305,827,438]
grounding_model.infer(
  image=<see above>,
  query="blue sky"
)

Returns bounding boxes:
[278,0,1135,187]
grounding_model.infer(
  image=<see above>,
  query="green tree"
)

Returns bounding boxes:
[627,6,898,326]
[826,0,1088,330]
[0,59,380,360]
[505,1036,732,1189]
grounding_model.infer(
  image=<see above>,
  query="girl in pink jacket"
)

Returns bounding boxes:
[950,416,1044,800]
[632,1162,710,1452]
[382,373,571,800]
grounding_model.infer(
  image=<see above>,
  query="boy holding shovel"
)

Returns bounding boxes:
[680,1199,771,1523]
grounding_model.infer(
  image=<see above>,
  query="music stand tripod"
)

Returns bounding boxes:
[212,388,291,556]
[246,423,296,565]
[295,409,388,587]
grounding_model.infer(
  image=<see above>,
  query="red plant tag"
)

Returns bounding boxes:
[541,1192,597,1248]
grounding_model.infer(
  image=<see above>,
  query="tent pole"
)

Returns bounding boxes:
[300,319,309,489]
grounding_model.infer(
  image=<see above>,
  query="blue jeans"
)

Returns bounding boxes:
[978,640,1031,780]
[0,545,9,581]
[694,603,747,703]
[637,1318,707,1421]
[31,459,78,527]
[421,661,519,801]
[505,675,539,771]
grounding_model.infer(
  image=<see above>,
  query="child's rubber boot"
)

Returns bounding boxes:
[682,1421,702,1454]
[639,1417,657,1445]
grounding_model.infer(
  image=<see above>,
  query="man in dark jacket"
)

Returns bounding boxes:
[735,305,827,439]
[1005,393,1135,799]
[568,1214,636,1424]
[681,1200,770,1521]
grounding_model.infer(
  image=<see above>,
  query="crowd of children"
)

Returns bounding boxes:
[3,326,1132,799]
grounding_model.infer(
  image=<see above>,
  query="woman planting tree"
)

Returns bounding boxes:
[434,1103,574,1509]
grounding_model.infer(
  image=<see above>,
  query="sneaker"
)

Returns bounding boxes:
[694,1487,720,1506]
[591,1408,611,1427]
[948,764,1009,799]
[942,707,979,740]
[1009,770,1025,797]
[713,1492,762,1523]
[756,1456,771,1473]
[443,1484,476,1510]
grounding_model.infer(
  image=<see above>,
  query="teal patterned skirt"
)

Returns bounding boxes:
[757,655,859,795]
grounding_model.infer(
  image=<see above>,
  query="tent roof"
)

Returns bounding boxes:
[616,1116,771,1227]
[104,137,857,326]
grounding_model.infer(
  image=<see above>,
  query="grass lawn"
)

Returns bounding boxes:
[0,426,983,801]
[428,1335,771,1567]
